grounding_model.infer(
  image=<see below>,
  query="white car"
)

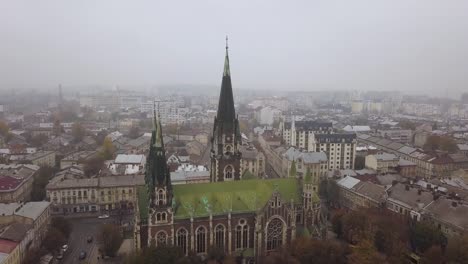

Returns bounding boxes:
[98,214,109,219]
[62,244,68,252]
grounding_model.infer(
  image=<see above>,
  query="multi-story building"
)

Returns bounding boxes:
[379,129,413,144]
[256,106,282,126]
[0,201,50,263]
[0,164,39,203]
[282,147,328,181]
[60,151,98,169]
[365,153,399,174]
[239,145,265,178]
[141,100,189,125]
[45,174,144,214]
[281,120,333,148]
[337,176,387,209]
[23,151,55,167]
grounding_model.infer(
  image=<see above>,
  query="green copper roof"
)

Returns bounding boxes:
[289,160,297,178]
[172,178,301,219]
[304,167,312,183]
[137,185,149,220]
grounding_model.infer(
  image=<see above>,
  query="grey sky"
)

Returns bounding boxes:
[1,0,467,97]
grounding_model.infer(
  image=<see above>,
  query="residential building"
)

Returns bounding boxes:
[337,176,387,209]
[386,183,434,221]
[282,147,328,180]
[60,151,98,169]
[256,106,282,126]
[23,151,55,167]
[239,145,265,178]
[365,153,399,174]
[422,197,468,237]
[46,174,145,214]
[379,129,413,144]
[0,164,39,203]
[108,154,146,175]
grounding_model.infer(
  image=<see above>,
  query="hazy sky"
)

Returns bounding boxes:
[1,0,467,97]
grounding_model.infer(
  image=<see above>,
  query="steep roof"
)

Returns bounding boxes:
[172,178,301,219]
[216,41,236,124]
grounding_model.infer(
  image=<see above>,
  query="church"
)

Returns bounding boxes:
[134,41,325,262]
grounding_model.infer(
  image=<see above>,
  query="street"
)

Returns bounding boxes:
[59,215,133,264]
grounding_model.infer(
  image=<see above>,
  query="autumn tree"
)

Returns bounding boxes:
[42,228,66,252]
[445,234,468,264]
[99,224,123,257]
[51,217,72,238]
[100,137,115,160]
[128,125,141,139]
[0,121,9,136]
[423,135,458,153]
[347,240,388,264]
[83,155,105,176]
[72,122,86,142]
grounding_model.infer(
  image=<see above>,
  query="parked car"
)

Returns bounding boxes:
[98,214,109,219]
[62,244,68,252]
[87,236,93,243]
[79,251,87,260]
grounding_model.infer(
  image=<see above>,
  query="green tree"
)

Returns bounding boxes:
[409,222,446,253]
[99,224,123,257]
[83,155,105,176]
[72,122,86,142]
[31,166,55,201]
[51,217,72,238]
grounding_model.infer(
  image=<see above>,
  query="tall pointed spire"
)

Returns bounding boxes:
[224,36,230,77]
[217,36,236,124]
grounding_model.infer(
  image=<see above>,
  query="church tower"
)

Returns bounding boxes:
[210,38,242,182]
[145,105,174,247]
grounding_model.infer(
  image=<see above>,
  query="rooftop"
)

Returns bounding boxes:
[114,154,145,164]
[0,201,50,220]
[387,183,433,210]
[374,153,399,161]
[424,198,468,231]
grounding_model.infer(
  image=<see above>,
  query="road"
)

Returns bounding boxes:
[60,215,133,264]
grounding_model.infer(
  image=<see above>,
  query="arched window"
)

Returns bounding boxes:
[156,231,167,246]
[266,218,284,251]
[225,145,232,154]
[161,212,166,221]
[224,165,233,180]
[176,228,188,255]
[156,213,161,221]
[214,225,225,250]
[157,189,166,205]
[235,219,248,250]
[196,226,207,253]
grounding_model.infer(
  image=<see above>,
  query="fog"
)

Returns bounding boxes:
[1,0,467,97]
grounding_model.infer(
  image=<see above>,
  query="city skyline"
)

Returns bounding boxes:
[1,0,468,98]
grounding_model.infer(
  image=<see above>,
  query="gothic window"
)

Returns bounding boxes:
[266,218,284,251]
[214,224,225,250]
[176,228,188,255]
[161,212,167,221]
[157,189,166,205]
[156,231,167,246]
[196,226,207,253]
[235,219,248,250]
[225,145,232,155]
[156,213,161,221]
[224,165,233,180]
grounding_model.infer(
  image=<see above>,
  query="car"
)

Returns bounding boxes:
[98,214,109,219]
[86,236,93,243]
[61,244,68,252]
[78,251,87,260]
[56,252,64,260]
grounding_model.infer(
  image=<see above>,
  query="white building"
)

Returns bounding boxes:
[256,106,282,125]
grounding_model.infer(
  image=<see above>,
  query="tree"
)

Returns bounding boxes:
[99,224,123,257]
[319,179,340,207]
[51,217,72,238]
[347,240,387,264]
[42,228,67,252]
[409,222,446,253]
[31,166,55,201]
[341,210,369,244]
[423,135,458,153]
[72,122,86,142]
[421,246,445,264]
[128,126,141,139]
[445,234,468,264]
[29,134,49,147]
[94,130,108,145]
[0,121,9,136]
[100,137,115,160]
[23,248,46,264]
[83,155,105,176]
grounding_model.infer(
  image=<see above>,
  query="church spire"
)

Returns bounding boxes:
[217,36,236,123]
